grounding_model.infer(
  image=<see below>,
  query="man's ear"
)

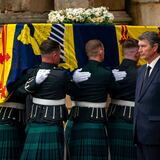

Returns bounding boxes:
[52,52,56,59]
[99,48,104,54]
[153,43,158,52]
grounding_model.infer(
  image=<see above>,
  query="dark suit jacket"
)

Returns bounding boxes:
[134,58,160,145]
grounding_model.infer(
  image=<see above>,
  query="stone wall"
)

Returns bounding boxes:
[54,0,125,11]
[54,0,131,24]
[130,0,160,25]
[0,0,54,24]
[0,0,54,13]
[0,0,131,24]
[1,0,160,25]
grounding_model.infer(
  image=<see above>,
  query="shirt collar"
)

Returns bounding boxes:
[147,55,160,69]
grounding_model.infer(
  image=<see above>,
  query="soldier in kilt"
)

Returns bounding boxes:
[0,97,25,160]
[18,39,69,160]
[0,69,36,160]
[107,38,140,160]
[20,39,90,160]
[66,39,118,160]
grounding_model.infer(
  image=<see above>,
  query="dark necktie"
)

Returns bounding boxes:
[143,66,151,83]
[141,66,151,93]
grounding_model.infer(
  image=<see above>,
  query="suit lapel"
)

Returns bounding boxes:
[138,59,160,101]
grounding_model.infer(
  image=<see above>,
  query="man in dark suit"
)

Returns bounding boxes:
[134,31,160,160]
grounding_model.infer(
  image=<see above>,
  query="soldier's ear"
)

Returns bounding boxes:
[99,48,103,54]
[51,52,56,60]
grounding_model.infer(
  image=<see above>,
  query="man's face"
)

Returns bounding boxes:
[138,39,155,62]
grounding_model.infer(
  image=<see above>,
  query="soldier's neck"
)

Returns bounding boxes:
[89,57,102,62]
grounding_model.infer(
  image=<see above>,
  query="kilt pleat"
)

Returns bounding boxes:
[68,122,108,160]
[107,118,136,160]
[65,120,74,144]
[0,124,25,160]
[20,123,64,160]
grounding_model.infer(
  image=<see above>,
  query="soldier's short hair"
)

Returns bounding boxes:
[40,39,60,55]
[138,31,160,53]
[122,38,138,49]
[85,39,104,57]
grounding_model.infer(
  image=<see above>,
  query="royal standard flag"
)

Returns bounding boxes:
[0,24,50,103]
[115,25,159,65]
[0,23,78,103]
[0,23,160,103]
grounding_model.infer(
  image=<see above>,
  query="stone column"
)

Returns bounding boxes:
[130,0,160,25]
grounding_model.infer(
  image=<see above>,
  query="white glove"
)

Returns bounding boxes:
[73,68,91,83]
[35,69,51,84]
[112,69,127,81]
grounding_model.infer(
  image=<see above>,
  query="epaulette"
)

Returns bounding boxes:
[33,64,40,68]
[27,65,39,74]
[53,66,65,71]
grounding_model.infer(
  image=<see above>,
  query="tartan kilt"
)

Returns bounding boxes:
[68,122,109,160]
[65,120,74,144]
[20,123,64,160]
[0,124,25,160]
[107,118,136,160]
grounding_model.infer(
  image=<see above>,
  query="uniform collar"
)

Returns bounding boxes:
[88,60,102,65]
[40,62,57,69]
[121,59,137,67]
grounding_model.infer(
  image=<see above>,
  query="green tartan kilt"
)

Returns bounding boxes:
[65,120,74,144]
[0,124,25,160]
[68,122,109,160]
[107,118,136,160]
[20,123,64,160]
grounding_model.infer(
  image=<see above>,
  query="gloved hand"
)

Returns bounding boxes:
[112,69,127,81]
[35,69,51,84]
[73,68,91,83]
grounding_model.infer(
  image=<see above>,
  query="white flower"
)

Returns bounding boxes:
[47,6,114,24]
[108,13,114,21]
